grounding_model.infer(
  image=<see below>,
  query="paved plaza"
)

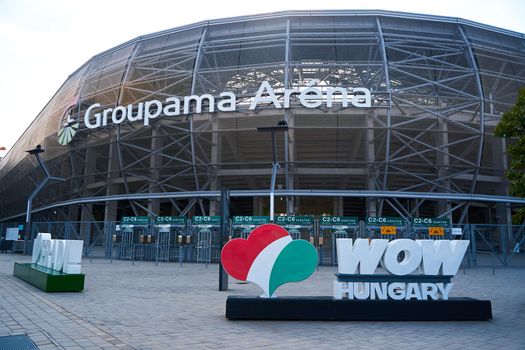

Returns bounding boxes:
[0,253,524,349]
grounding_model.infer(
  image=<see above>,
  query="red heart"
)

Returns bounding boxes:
[221,223,289,280]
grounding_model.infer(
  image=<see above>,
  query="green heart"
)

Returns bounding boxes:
[268,239,318,296]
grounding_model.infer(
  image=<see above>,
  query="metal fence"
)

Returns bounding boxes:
[1,220,524,268]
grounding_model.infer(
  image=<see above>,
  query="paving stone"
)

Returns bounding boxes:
[1,253,525,349]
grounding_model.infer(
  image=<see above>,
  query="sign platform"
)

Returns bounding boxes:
[226,296,492,321]
[13,263,85,292]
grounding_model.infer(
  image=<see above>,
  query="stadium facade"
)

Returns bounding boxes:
[1,10,525,229]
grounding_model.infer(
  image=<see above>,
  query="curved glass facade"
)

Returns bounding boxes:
[1,10,525,224]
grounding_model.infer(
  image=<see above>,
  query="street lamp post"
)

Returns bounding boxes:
[24,145,65,254]
[257,121,289,222]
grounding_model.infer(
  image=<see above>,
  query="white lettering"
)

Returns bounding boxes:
[336,238,388,274]
[163,97,180,116]
[299,87,323,108]
[81,83,373,132]
[144,99,162,126]
[417,240,469,275]
[31,233,83,274]
[326,87,349,108]
[218,92,236,112]
[370,282,388,299]
[84,103,101,129]
[102,108,112,126]
[382,239,422,276]
[127,103,143,122]
[112,106,127,124]
[388,282,406,300]
[284,88,299,108]
[405,283,423,300]
[250,81,282,109]
[421,282,438,300]
[352,88,372,107]
[184,94,215,114]
[436,283,454,300]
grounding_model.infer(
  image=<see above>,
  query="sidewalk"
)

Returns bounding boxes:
[1,253,524,349]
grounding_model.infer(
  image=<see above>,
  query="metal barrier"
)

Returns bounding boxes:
[3,219,523,269]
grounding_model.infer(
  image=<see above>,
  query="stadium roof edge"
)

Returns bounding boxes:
[67,9,525,81]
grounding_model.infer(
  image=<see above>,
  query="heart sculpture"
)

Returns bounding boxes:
[221,223,318,297]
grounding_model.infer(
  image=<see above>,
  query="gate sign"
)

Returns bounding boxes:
[366,217,404,226]
[380,226,397,235]
[232,216,270,225]
[428,227,445,236]
[320,216,359,226]
[192,216,221,224]
[276,216,313,224]
[121,216,149,225]
[155,216,186,225]
[412,217,450,227]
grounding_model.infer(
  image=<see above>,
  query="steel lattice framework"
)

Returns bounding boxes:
[1,10,525,224]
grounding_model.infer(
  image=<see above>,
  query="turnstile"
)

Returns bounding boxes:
[191,216,221,264]
[318,216,360,266]
[153,216,187,262]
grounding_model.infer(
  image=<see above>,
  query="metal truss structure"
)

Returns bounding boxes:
[1,10,525,226]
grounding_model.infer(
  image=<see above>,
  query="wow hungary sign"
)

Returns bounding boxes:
[334,238,469,301]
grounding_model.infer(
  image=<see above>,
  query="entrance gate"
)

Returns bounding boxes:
[191,216,221,264]
[275,216,313,241]
[410,218,451,240]
[318,216,359,266]
[231,216,270,239]
[365,217,406,240]
[153,216,187,262]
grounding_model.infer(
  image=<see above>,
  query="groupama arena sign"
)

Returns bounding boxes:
[57,81,372,145]
[83,82,371,129]
[223,224,492,321]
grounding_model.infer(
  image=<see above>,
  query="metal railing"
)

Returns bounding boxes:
[1,220,523,268]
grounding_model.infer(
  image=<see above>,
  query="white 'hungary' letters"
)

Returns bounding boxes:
[334,238,469,300]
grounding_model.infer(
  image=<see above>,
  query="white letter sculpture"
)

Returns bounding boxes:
[31,233,83,274]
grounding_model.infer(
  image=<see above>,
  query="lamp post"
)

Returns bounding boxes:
[24,145,65,254]
[257,121,289,222]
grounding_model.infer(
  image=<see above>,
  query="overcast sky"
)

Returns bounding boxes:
[1,0,524,155]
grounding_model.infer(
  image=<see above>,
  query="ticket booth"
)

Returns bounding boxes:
[365,217,406,240]
[154,216,187,262]
[410,217,451,240]
[191,216,221,263]
[231,216,270,239]
[318,216,359,266]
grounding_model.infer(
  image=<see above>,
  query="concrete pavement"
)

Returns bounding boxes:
[0,253,524,349]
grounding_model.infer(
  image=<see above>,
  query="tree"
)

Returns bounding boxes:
[494,87,525,224]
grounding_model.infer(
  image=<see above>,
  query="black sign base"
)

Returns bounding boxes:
[226,296,492,321]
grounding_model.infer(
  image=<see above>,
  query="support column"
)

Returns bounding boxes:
[104,136,119,223]
[80,147,98,243]
[492,137,512,255]
[366,113,377,217]
[148,125,162,216]
[209,116,222,216]
[436,117,452,221]
[285,110,295,214]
